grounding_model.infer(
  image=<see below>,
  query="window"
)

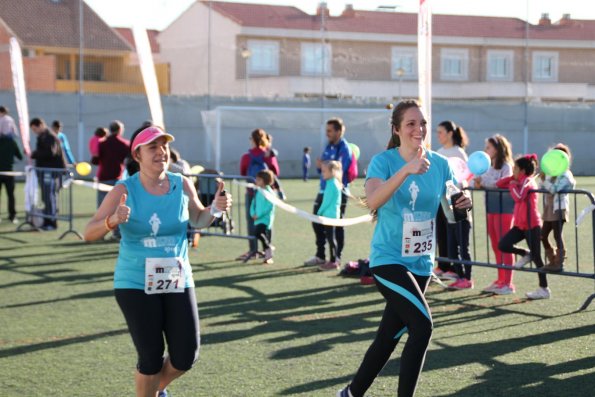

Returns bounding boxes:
[533,51,558,82]
[301,42,331,76]
[247,40,279,75]
[487,50,514,81]
[440,48,468,81]
[391,47,417,79]
[62,61,104,81]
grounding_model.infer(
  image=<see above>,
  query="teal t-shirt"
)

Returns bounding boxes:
[366,149,454,276]
[317,178,342,218]
[250,186,275,228]
[114,172,193,289]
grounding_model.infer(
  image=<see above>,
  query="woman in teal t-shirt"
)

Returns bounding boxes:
[337,101,472,397]
[84,126,231,397]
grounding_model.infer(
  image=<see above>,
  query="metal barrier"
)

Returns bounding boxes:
[187,172,254,242]
[16,166,83,240]
[436,187,595,311]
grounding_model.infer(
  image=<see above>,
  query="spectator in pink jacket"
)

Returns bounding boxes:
[497,154,550,300]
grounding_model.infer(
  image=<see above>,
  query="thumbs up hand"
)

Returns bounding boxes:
[405,147,431,175]
[111,193,131,225]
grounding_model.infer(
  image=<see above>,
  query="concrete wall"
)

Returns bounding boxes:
[0,91,593,177]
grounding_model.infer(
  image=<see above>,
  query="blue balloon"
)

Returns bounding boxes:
[467,151,491,175]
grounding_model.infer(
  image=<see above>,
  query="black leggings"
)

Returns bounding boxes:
[447,220,472,279]
[312,192,347,260]
[254,223,272,250]
[541,220,566,254]
[498,226,548,288]
[350,265,432,397]
[323,225,338,262]
[115,288,200,375]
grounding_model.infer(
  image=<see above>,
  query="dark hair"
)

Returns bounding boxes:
[515,154,538,176]
[251,128,269,149]
[29,118,45,128]
[439,120,468,148]
[109,120,123,134]
[94,127,108,138]
[553,143,572,165]
[51,120,62,129]
[387,100,422,149]
[256,169,274,186]
[487,134,513,170]
[124,120,149,176]
[0,106,7,114]
[129,124,153,157]
[326,118,345,136]
[303,146,311,153]
[170,147,180,163]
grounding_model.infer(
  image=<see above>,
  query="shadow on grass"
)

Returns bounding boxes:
[0,288,114,309]
[281,323,595,396]
[0,328,128,358]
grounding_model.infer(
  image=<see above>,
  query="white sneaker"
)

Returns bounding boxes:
[526,287,551,300]
[513,254,532,269]
[303,256,325,266]
[492,285,515,295]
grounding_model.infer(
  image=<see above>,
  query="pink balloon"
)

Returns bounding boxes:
[448,157,472,183]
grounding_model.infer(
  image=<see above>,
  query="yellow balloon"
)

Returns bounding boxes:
[76,162,92,176]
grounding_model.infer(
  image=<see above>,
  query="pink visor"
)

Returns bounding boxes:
[131,127,175,152]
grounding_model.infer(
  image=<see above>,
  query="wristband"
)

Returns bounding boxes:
[209,205,223,218]
[105,216,116,231]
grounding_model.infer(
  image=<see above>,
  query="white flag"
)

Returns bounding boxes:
[133,26,164,129]
[9,37,31,156]
[418,0,432,147]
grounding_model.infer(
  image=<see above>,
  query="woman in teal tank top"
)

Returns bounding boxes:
[84,126,231,397]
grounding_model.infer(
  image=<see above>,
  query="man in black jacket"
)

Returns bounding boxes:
[30,118,66,230]
[0,134,23,223]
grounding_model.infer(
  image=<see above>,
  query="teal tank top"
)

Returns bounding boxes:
[114,172,192,289]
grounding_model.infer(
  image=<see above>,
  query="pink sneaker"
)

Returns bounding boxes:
[433,267,444,277]
[440,271,459,281]
[318,261,340,271]
[449,278,474,290]
[360,276,375,285]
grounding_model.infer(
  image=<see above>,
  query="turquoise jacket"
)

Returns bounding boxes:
[317,178,342,219]
[250,186,275,228]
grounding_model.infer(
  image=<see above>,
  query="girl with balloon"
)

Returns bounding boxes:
[496,154,550,300]
[473,135,516,295]
[539,143,575,272]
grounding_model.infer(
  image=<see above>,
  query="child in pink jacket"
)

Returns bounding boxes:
[497,154,549,300]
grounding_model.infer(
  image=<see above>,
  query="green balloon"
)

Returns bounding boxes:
[349,143,360,160]
[541,149,569,177]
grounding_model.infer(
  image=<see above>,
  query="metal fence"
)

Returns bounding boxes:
[16,167,83,240]
[437,187,595,311]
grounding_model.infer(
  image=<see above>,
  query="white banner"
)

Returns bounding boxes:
[233,180,373,226]
[418,0,432,147]
[9,37,30,156]
[133,26,164,129]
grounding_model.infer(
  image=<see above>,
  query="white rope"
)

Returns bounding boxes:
[0,171,26,176]
[233,180,373,226]
[576,204,595,226]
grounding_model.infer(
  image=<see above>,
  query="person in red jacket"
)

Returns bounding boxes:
[238,128,280,262]
[496,154,549,300]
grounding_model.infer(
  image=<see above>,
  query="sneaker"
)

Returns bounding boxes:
[526,287,551,300]
[263,247,274,264]
[9,217,18,225]
[439,271,458,280]
[433,267,444,277]
[303,256,326,266]
[157,389,168,397]
[449,278,474,290]
[492,284,516,295]
[482,280,503,293]
[513,254,532,269]
[360,275,375,285]
[336,386,354,397]
[318,261,340,271]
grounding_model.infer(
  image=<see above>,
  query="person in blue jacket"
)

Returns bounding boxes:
[304,118,352,268]
[250,170,276,264]
[317,160,343,271]
[51,120,76,165]
[337,100,472,397]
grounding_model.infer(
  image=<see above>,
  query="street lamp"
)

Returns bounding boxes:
[396,67,405,100]
[240,47,252,99]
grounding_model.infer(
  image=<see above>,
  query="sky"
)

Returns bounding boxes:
[85,0,595,30]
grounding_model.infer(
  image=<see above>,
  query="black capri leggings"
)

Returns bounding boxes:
[350,265,432,397]
[115,288,200,375]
